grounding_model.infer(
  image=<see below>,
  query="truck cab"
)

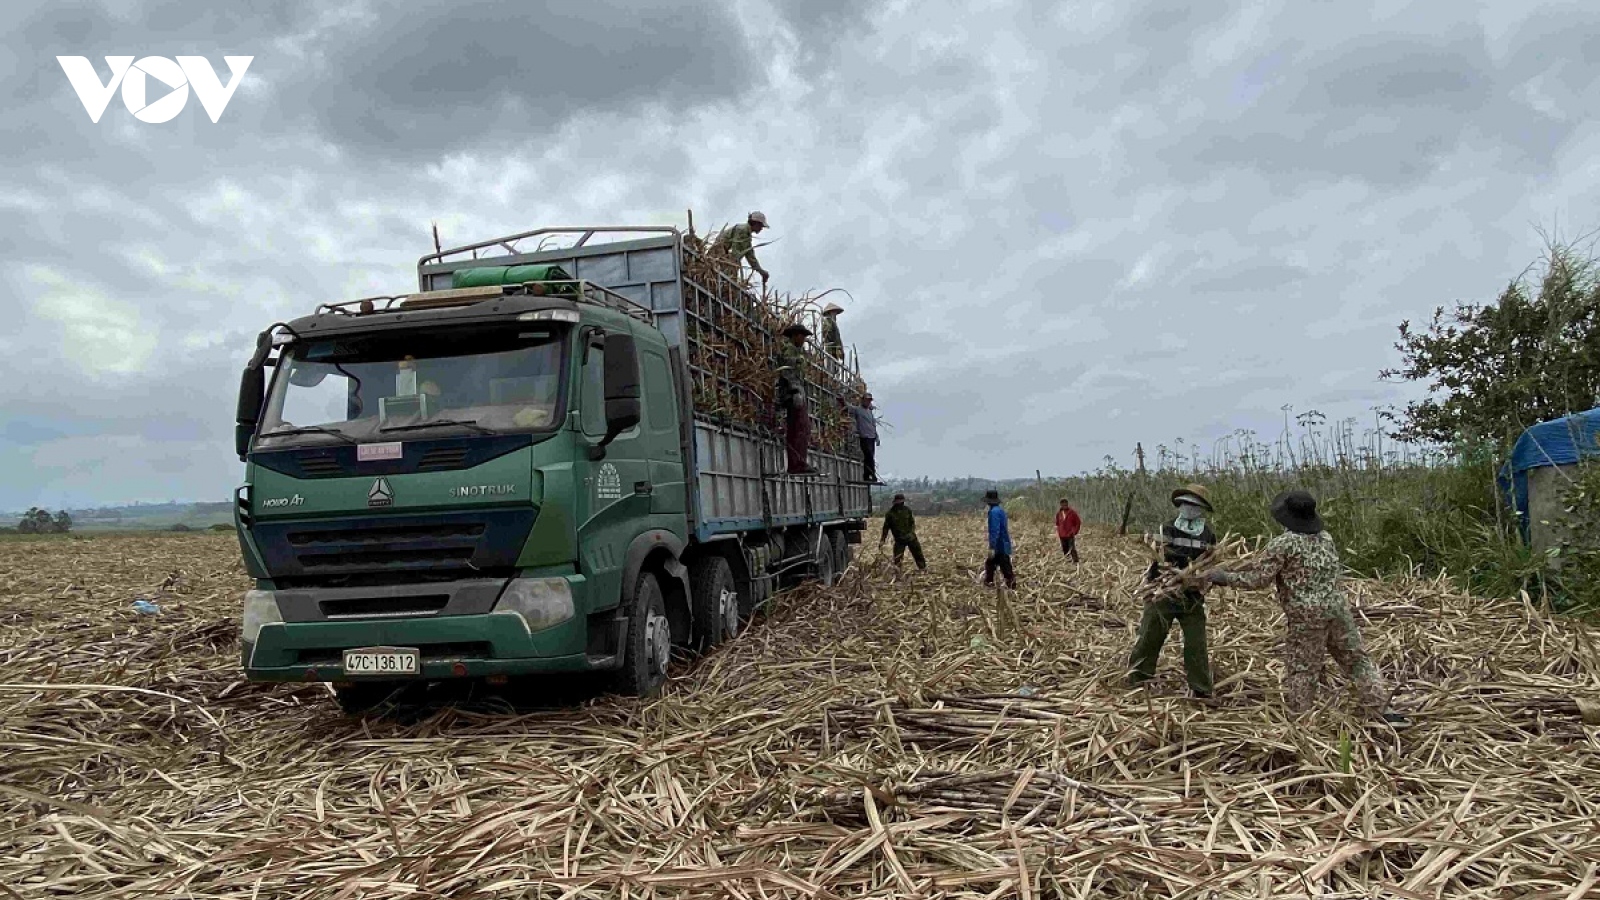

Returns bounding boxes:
[237,282,694,708]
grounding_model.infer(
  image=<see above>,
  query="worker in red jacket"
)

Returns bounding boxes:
[1055,498,1082,563]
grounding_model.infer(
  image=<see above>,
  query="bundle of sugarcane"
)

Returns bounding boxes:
[1130,533,1252,604]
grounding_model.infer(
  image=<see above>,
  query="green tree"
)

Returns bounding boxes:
[53,511,72,533]
[1381,239,1600,448]
[18,508,51,534]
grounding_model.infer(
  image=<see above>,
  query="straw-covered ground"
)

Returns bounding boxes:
[3,520,1599,899]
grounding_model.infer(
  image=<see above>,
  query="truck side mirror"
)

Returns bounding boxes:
[588,331,640,460]
[235,330,272,461]
[236,366,265,461]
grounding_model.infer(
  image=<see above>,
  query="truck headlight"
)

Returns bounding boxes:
[492,578,574,633]
[242,590,283,643]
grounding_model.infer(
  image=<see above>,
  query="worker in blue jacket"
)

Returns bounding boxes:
[981,489,1017,588]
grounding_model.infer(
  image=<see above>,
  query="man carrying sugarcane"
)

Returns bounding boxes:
[1205,491,1409,726]
[820,303,845,358]
[775,322,819,475]
[711,211,770,285]
[880,493,926,570]
[1127,484,1217,698]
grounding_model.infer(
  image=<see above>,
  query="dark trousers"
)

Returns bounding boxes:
[784,397,812,472]
[1128,592,1213,695]
[1059,535,1080,562]
[983,551,1016,588]
[892,536,925,570]
[860,437,877,481]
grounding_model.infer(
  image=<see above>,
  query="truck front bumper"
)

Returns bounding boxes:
[242,575,609,682]
[244,613,595,681]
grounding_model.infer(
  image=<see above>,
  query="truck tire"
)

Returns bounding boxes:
[612,572,671,698]
[690,556,740,652]
[333,681,404,715]
[830,530,851,576]
[815,534,839,587]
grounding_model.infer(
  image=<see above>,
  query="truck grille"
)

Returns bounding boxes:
[251,509,535,584]
[417,446,471,470]
[294,451,344,477]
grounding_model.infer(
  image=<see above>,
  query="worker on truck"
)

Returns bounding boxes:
[775,322,819,475]
[820,303,845,358]
[712,211,770,285]
[847,392,881,484]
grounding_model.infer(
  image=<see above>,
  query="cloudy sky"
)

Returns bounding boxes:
[1,0,1597,510]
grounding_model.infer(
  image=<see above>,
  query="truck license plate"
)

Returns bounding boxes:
[342,647,420,676]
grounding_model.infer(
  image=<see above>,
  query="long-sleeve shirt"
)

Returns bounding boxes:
[849,405,878,441]
[1214,530,1344,611]
[1055,508,1081,538]
[882,504,916,541]
[821,317,843,357]
[987,504,1012,555]
[712,223,762,271]
[774,340,807,395]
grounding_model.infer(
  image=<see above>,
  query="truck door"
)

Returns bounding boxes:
[575,332,649,612]
[638,347,687,518]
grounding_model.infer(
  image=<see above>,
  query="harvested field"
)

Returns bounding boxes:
[2,520,1599,899]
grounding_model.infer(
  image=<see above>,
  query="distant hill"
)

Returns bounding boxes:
[0,500,234,531]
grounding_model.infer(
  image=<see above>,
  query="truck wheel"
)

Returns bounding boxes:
[815,535,839,587]
[830,531,851,576]
[612,572,671,698]
[333,681,403,715]
[690,556,740,652]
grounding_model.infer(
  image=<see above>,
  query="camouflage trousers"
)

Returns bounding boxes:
[1283,603,1386,715]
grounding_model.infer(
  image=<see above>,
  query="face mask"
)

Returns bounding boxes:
[1174,504,1206,536]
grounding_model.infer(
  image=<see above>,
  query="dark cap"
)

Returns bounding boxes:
[893,493,905,502]
[983,489,1000,504]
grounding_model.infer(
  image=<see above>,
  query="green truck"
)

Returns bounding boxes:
[233,226,871,711]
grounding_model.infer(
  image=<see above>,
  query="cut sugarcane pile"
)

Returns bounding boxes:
[2,521,1598,899]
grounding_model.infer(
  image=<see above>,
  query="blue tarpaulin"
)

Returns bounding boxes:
[1497,408,1600,540]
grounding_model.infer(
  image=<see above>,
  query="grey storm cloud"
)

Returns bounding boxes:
[280,1,760,158]
[1,0,1598,508]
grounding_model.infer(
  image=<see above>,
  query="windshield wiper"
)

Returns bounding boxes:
[260,425,357,444]
[379,418,495,436]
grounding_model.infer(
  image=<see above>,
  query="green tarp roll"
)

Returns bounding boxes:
[452,265,577,294]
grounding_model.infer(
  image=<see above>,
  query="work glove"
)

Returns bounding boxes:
[758,268,770,284]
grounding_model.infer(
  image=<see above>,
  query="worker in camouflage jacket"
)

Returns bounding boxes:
[774,322,818,475]
[1207,491,1408,726]
[879,493,926,570]
[1127,484,1217,698]
[711,211,770,285]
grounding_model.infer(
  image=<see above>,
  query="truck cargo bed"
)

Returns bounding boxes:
[418,227,871,541]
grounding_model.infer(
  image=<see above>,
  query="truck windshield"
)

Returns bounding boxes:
[256,326,567,447]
